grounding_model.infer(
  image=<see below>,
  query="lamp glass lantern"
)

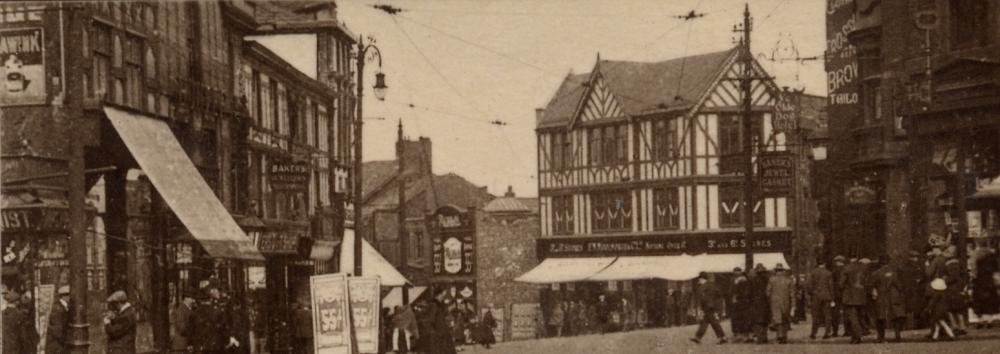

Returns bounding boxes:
[373,72,388,101]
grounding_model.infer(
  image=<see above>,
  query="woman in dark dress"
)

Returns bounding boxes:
[472,310,497,348]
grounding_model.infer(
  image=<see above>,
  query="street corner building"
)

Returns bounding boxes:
[360,128,541,342]
[1,1,362,353]
[823,0,1000,261]
[518,47,828,327]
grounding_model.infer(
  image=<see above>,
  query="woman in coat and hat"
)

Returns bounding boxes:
[105,290,137,354]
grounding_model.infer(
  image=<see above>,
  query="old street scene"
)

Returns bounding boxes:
[1,1,1000,354]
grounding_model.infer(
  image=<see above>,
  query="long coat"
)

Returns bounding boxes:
[873,265,906,320]
[748,273,771,325]
[973,252,1000,315]
[169,302,194,351]
[898,259,927,314]
[190,298,235,352]
[808,266,834,302]
[2,306,32,354]
[46,300,70,354]
[417,299,457,354]
[106,303,137,354]
[767,272,794,324]
[730,277,752,333]
[841,263,870,306]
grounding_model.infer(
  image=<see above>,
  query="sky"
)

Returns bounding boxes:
[252,0,827,198]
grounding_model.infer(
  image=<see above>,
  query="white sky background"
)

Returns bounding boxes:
[253,0,827,198]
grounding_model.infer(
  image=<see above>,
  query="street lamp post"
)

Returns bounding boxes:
[352,35,387,276]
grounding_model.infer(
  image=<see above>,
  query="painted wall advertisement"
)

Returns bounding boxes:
[0,27,45,106]
[348,277,381,354]
[429,206,475,275]
[826,0,858,107]
[311,274,351,354]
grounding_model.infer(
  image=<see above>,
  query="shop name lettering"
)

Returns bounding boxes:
[0,30,41,55]
[1,210,32,230]
[707,238,773,250]
[249,127,288,150]
[437,214,463,228]
[549,240,687,254]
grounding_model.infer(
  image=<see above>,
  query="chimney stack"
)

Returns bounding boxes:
[505,186,515,198]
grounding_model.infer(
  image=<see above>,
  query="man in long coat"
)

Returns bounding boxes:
[190,280,240,353]
[899,250,927,329]
[46,286,72,354]
[767,263,794,343]
[730,268,752,342]
[830,255,846,336]
[841,258,871,344]
[419,289,457,354]
[873,257,906,342]
[170,291,196,353]
[808,261,834,339]
[2,290,35,354]
[105,290,137,354]
[748,264,772,344]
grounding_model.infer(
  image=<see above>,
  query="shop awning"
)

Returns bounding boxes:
[382,286,428,309]
[588,255,702,281]
[361,238,409,287]
[514,257,616,284]
[104,107,263,261]
[697,252,789,273]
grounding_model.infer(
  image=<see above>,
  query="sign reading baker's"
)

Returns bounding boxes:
[538,231,790,258]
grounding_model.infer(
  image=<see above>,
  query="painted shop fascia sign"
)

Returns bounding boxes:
[1,208,72,233]
[537,231,790,258]
[269,161,311,192]
[256,231,302,255]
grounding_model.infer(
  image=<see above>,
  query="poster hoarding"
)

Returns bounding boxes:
[348,276,381,354]
[311,274,351,354]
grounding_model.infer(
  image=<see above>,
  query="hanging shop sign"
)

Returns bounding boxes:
[256,231,302,255]
[34,284,55,353]
[270,161,311,192]
[247,266,266,289]
[1,234,30,271]
[759,152,795,197]
[348,277,381,354]
[0,27,46,106]
[537,230,790,258]
[773,94,797,133]
[311,273,351,354]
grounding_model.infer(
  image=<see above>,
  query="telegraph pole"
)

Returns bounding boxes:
[737,4,756,272]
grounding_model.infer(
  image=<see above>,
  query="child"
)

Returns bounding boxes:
[926,278,956,341]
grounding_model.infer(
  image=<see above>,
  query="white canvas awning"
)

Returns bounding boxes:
[588,255,702,281]
[697,252,790,273]
[361,238,409,287]
[514,257,616,284]
[104,107,262,261]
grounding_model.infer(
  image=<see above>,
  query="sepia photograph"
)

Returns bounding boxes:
[1,0,999,353]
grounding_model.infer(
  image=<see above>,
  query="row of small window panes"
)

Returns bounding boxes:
[89,1,156,30]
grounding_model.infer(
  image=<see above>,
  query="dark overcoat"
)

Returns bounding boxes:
[190,299,235,352]
[873,265,906,320]
[106,304,137,354]
[972,252,1000,315]
[748,273,771,325]
[46,300,71,354]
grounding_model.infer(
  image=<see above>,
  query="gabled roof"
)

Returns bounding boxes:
[362,160,398,200]
[537,48,737,129]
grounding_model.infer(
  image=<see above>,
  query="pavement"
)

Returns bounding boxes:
[455,321,1000,354]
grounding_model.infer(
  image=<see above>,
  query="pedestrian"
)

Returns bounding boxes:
[170,290,196,353]
[830,255,847,337]
[620,298,635,331]
[564,300,577,335]
[748,264,772,344]
[190,279,241,353]
[291,299,314,354]
[944,255,969,335]
[575,300,589,334]
[473,309,497,349]
[808,260,834,340]
[972,243,1000,327]
[47,285,71,354]
[926,278,956,341]
[548,300,565,337]
[841,257,870,344]
[391,304,419,353]
[664,289,678,327]
[689,272,728,344]
[730,267,751,342]
[105,290,137,354]
[900,250,928,330]
[17,288,40,352]
[421,289,458,354]
[3,289,36,354]
[450,301,469,345]
[793,274,808,324]
[873,256,906,342]
[767,263,794,344]
[595,294,611,334]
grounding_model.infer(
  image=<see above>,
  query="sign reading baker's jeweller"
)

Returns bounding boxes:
[428,206,474,275]
[269,161,311,192]
[0,27,45,106]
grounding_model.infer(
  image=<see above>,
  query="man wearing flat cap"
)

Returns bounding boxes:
[46,285,72,354]
[841,257,870,343]
[689,272,727,344]
[191,278,240,353]
[830,255,847,337]
[105,290,137,354]
[899,250,927,329]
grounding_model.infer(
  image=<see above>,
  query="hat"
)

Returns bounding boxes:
[833,255,846,262]
[57,285,70,296]
[774,263,786,271]
[3,290,20,302]
[107,290,127,303]
[698,271,708,279]
[733,267,743,273]
[930,278,947,291]
[859,258,871,264]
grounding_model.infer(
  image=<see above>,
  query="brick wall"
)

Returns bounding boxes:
[474,210,540,340]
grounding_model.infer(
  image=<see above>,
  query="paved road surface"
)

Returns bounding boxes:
[455,321,1000,354]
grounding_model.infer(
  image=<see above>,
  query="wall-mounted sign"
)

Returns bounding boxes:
[249,126,289,151]
[0,27,45,106]
[430,206,475,275]
[270,161,311,191]
[1,207,72,233]
[257,232,301,255]
[759,152,794,197]
[428,205,471,231]
[537,231,790,258]
[443,237,463,274]
[773,94,797,134]
[845,184,877,205]
[509,303,541,340]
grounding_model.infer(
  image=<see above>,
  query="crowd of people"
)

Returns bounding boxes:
[688,240,1000,345]
[379,288,498,354]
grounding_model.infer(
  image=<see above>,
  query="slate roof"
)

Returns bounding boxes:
[538,48,737,129]
[483,197,532,213]
[361,160,398,201]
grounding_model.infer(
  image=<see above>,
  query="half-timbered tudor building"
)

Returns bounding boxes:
[520,48,793,317]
